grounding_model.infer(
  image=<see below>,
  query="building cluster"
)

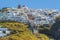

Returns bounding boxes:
[0,4,60,31]
[0,26,11,37]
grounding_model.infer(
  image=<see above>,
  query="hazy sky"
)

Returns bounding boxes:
[0,0,60,10]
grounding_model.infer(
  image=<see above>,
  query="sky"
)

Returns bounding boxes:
[0,0,60,10]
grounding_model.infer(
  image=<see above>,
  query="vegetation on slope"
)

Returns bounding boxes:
[0,21,39,40]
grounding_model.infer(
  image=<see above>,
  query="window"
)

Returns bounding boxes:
[3,31,6,33]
